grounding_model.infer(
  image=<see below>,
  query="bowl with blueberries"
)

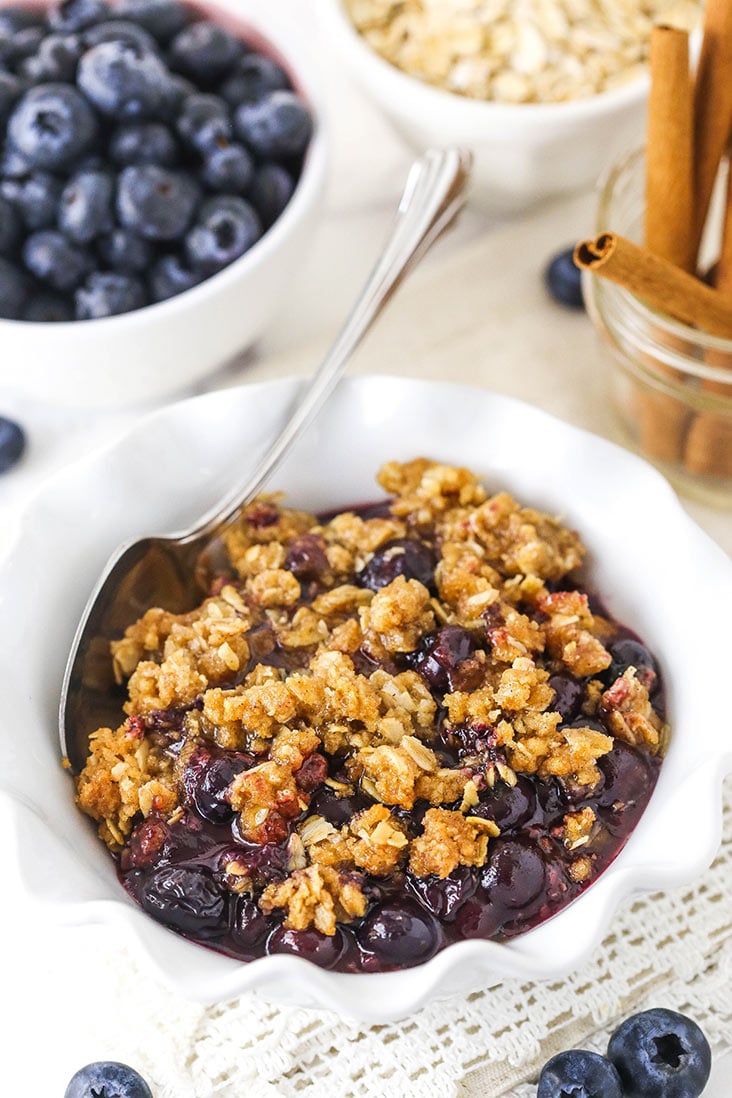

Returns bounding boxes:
[0,0,328,406]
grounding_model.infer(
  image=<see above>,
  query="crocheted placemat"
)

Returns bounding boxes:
[65,776,732,1098]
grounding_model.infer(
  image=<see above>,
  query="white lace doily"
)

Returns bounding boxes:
[61,774,732,1098]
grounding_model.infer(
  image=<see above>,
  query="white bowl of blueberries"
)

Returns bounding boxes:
[0,0,328,407]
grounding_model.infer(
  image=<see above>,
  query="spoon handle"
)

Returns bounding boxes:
[187,146,472,542]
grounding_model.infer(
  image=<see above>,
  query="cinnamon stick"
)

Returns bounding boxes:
[692,0,732,259]
[575,233,732,338]
[646,25,695,271]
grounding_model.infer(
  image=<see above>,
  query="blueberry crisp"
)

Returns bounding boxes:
[76,460,667,972]
[0,0,313,320]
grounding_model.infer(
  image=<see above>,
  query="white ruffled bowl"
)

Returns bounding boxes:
[1,376,731,1022]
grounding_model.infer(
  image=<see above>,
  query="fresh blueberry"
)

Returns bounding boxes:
[23,230,93,291]
[139,864,225,936]
[249,163,295,229]
[22,291,73,322]
[169,20,243,85]
[49,0,112,33]
[0,195,21,256]
[117,164,200,241]
[7,84,98,170]
[98,227,154,273]
[75,270,147,319]
[110,121,178,167]
[176,92,232,154]
[267,924,347,969]
[20,33,83,83]
[58,170,114,242]
[219,53,290,107]
[1,170,63,229]
[0,255,31,316]
[115,0,190,45]
[185,195,260,274]
[357,537,435,592]
[357,901,441,967]
[3,25,45,67]
[0,71,23,125]
[0,9,44,36]
[608,1008,711,1098]
[77,40,172,119]
[545,246,584,309]
[538,1050,623,1098]
[83,19,158,54]
[235,90,313,160]
[0,142,31,177]
[149,250,202,300]
[201,142,253,193]
[64,1062,152,1098]
[0,414,26,470]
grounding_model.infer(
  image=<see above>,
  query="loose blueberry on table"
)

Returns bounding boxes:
[76,459,667,973]
[0,0,313,320]
[545,246,585,309]
[65,1060,152,1098]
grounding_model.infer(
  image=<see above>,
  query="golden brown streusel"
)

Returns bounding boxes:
[409,807,499,879]
[259,864,367,934]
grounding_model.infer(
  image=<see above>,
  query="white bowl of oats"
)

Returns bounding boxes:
[1,376,731,1020]
[319,0,699,209]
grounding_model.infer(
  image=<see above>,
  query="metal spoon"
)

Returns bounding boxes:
[60,146,472,774]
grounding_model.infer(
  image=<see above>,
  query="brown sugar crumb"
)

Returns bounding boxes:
[569,856,594,883]
[537,724,613,788]
[352,737,470,809]
[561,807,597,851]
[222,497,316,577]
[601,668,665,753]
[259,864,367,935]
[360,575,435,654]
[348,804,409,874]
[228,728,325,845]
[246,568,301,608]
[409,807,498,879]
[75,721,178,849]
[378,457,487,521]
[538,590,611,677]
[202,678,298,748]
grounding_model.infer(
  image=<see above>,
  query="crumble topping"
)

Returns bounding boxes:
[74,458,668,956]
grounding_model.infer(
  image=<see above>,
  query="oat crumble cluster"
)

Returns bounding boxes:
[346,0,700,104]
[75,459,667,972]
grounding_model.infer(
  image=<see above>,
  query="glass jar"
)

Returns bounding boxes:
[583,146,732,508]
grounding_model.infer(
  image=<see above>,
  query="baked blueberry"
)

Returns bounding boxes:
[140,864,225,936]
[545,246,584,309]
[538,1050,623,1098]
[267,924,348,969]
[0,170,63,230]
[7,84,98,170]
[0,194,20,255]
[149,250,201,300]
[235,90,313,159]
[64,1062,153,1098]
[408,624,479,692]
[84,19,159,54]
[23,229,93,291]
[49,0,112,33]
[182,744,252,825]
[20,34,84,83]
[115,0,190,45]
[407,865,477,920]
[230,895,270,951]
[77,40,172,119]
[0,71,23,125]
[219,53,290,107]
[608,1008,711,1098]
[357,537,435,591]
[117,164,200,241]
[548,672,584,724]
[201,142,253,194]
[169,20,243,85]
[481,837,546,911]
[75,270,147,318]
[176,92,232,154]
[98,227,154,273]
[249,163,295,228]
[0,414,26,470]
[185,194,260,274]
[357,902,441,967]
[596,741,652,812]
[110,121,178,167]
[604,637,659,693]
[58,170,115,243]
[22,291,73,322]
[472,776,537,831]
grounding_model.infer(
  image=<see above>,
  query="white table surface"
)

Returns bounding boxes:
[1,2,730,1094]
